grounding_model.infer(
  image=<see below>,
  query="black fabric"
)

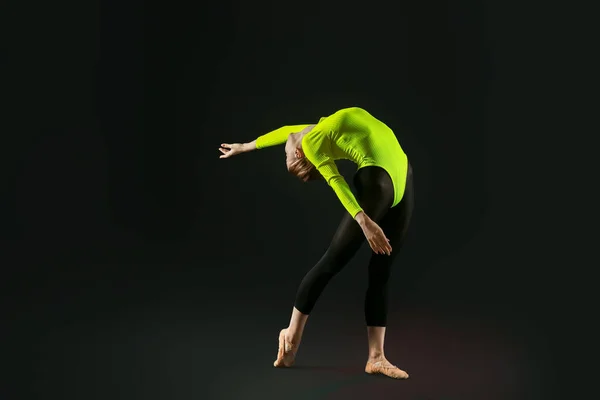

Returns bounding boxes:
[294,163,414,326]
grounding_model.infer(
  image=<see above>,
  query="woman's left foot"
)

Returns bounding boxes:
[365,358,409,379]
[273,329,298,368]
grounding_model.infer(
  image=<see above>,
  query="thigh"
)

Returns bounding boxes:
[323,208,365,267]
[379,163,414,248]
[353,166,395,223]
[323,167,393,264]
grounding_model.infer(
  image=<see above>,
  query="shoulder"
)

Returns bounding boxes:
[302,127,329,148]
[302,130,330,162]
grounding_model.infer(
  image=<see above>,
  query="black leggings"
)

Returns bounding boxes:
[294,163,414,327]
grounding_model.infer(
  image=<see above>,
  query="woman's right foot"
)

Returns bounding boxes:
[365,358,409,379]
[273,329,298,367]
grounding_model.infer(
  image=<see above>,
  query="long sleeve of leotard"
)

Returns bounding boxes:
[255,125,312,149]
[317,160,364,218]
[302,133,364,218]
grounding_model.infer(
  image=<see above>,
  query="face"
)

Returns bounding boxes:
[285,132,305,171]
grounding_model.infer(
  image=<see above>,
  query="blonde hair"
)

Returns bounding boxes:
[288,157,323,182]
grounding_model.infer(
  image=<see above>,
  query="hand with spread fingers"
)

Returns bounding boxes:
[218,143,246,158]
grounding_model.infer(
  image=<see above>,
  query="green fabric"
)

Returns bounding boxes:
[255,107,408,218]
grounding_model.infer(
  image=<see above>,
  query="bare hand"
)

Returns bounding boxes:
[360,217,392,255]
[219,143,244,159]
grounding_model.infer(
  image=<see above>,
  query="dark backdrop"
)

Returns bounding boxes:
[3,0,591,399]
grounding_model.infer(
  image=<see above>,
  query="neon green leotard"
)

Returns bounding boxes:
[255,107,408,218]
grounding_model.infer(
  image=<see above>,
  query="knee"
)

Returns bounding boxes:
[318,250,349,275]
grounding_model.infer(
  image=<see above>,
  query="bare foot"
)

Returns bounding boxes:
[273,329,298,368]
[365,358,409,379]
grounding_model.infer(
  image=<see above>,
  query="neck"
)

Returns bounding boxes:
[295,124,316,147]
[299,125,316,136]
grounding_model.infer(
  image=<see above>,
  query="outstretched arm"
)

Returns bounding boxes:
[255,125,313,149]
[219,124,312,159]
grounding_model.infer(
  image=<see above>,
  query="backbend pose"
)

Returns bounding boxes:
[219,107,414,379]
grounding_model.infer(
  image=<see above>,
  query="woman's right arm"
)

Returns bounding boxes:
[241,140,257,153]
[255,125,312,149]
[219,125,311,159]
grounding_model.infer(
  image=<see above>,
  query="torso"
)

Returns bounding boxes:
[303,107,409,207]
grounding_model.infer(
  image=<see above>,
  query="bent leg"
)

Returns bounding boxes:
[276,210,367,367]
[293,213,362,315]
[275,166,396,368]
[294,166,396,316]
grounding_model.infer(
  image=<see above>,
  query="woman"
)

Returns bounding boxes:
[219,107,414,379]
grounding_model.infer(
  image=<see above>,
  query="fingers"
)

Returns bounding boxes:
[218,149,229,159]
[367,240,376,254]
[368,240,384,255]
[383,235,392,255]
[368,237,392,256]
[219,146,233,159]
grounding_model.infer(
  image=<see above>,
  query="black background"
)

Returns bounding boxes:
[2,0,594,399]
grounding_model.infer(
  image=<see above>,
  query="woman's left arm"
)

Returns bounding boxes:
[302,133,392,255]
[313,161,392,256]
[314,161,364,218]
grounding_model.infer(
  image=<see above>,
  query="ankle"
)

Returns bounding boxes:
[368,351,385,361]
[285,328,299,345]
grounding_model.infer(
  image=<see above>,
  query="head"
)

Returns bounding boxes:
[285,131,322,182]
